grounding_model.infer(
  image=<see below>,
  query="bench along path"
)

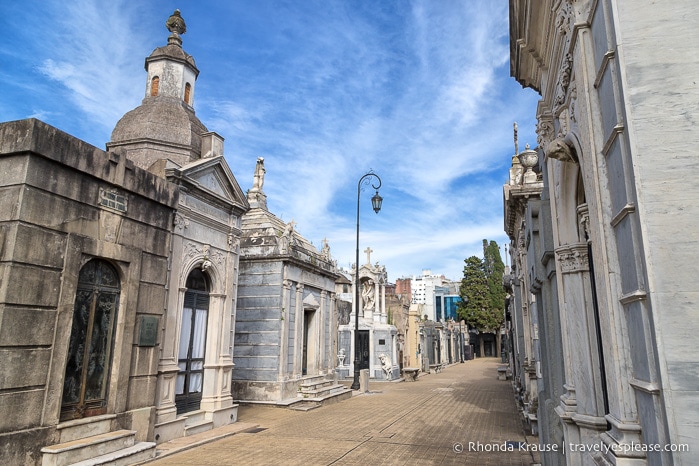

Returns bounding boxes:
[402,367,420,381]
[142,358,540,466]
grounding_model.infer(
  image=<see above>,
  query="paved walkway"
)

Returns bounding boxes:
[144,358,540,465]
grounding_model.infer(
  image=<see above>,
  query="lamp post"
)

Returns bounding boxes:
[351,171,383,390]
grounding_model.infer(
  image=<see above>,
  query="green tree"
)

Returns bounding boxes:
[483,240,506,316]
[457,240,506,332]
[457,256,492,330]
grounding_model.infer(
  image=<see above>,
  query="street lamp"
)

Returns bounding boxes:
[351,171,382,390]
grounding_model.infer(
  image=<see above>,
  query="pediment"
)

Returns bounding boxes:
[303,292,320,310]
[178,156,249,208]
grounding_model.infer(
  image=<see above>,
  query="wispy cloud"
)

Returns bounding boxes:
[32,1,154,138]
[5,0,539,281]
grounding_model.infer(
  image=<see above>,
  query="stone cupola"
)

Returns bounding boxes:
[108,10,209,175]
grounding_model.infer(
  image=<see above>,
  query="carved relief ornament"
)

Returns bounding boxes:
[555,244,589,274]
[554,53,574,113]
[577,203,591,240]
[185,242,225,266]
[545,137,578,164]
[227,233,240,252]
[174,212,189,230]
[555,0,574,36]
[537,118,555,150]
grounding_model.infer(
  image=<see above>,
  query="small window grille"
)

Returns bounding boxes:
[99,188,128,212]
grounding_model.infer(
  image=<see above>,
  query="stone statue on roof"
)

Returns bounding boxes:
[166,10,187,35]
[251,157,265,192]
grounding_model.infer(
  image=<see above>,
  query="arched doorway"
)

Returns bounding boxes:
[61,260,120,421]
[175,268,210,414]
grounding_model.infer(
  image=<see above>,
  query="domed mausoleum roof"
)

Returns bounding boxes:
[110,96,207,156]
[108,10,206,171]
[146,43,198,73]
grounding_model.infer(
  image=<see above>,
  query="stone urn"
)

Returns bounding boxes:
[517,144,538,184]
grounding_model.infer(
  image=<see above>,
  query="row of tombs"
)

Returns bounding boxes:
[0,11,465,466]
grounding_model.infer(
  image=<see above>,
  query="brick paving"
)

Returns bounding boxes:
[144,358,540,465]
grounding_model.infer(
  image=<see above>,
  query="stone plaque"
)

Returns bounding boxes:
[138,315,159,347]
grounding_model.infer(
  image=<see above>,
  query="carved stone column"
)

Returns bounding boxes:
[155,286,188,429]
[200,292,236,418]
[279,278,292,378]
[373,280,380,323]
[555,242,607,459]
[319,290,328,374]
[380,282,387,324]
[293,284,304,376]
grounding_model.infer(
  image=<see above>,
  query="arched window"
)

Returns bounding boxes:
[61,260,120,421]
[151,76,159,96]
[175,268,210,414]
[184,82,192,104]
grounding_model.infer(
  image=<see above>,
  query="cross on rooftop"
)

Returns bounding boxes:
[364,247,373,265]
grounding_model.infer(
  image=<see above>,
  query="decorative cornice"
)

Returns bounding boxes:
[594,49,616,89]
[610,203,635,228]
[630,378,660,395]
[602,124,625,157]
[619,290,647,306]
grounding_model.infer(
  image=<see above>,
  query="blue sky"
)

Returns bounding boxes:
[1,0,540,282]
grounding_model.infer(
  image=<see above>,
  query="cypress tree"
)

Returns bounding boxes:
[457,240,505,332]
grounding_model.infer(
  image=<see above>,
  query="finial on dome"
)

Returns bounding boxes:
[166,9,186,46]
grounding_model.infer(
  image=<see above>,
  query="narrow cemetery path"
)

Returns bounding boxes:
[144,358,540,465]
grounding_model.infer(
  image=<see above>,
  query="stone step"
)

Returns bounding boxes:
[184,418,214,436]
[289,401,321,412]
[183,409,207,426]
[300,383,349,398]
[41,430,135,466]
[299,378,336,392]
[56,414,116,443]
[298,375,327,386]
[67,442,155,466]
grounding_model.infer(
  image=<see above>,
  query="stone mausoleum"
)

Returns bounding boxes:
[0,118,178,466]
[109,13,250,444]
[337,249,399,381]
[507,1,699,464]
[232,158,351,405]
[0,11,250,465]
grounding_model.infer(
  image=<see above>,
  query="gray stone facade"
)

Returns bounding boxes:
[233,163,341,402]
[336,259,400,381]
[108,22,250,444]
[509,1,699,464]
[0,13,251,464]
[0,119,178,465]
[504,145,566,465]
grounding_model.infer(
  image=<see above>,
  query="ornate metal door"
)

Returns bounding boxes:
[358,330,370,370]
[61,260,120,421]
